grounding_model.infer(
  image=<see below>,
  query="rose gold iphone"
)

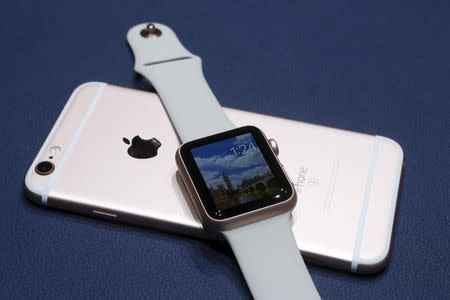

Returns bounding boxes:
[24,82,403,273]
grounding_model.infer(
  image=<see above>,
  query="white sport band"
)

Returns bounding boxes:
[127,22,320,300]
[224,213,320,299]
[127,23,234,143]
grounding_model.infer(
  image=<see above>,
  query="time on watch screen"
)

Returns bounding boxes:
[188,128,291,219]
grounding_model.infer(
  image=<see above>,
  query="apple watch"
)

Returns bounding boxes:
[127,23,320,299]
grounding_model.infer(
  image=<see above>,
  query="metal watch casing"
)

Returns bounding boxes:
[175,126,297,232]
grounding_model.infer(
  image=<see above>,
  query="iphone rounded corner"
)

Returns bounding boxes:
[73,81,107,93]
[23,171,45,206]
[352,242,392,274]
[377,135,404,164]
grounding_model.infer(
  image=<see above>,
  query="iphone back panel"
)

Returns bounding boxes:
[25,82,403,273]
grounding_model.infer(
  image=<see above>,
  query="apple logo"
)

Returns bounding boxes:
[123,136,161,159]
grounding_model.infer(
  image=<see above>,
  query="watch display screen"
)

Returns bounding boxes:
[180,126,293,220]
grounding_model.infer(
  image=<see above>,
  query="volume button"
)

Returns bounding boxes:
[92,210,117,218]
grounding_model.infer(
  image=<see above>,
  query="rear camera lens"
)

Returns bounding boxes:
[35,161,55,175]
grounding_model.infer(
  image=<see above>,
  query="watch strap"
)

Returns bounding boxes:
[223,213,320,300]
[128,22,319,299]
[127,23,234,142]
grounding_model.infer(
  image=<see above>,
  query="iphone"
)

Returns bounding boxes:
[24,82,403,273]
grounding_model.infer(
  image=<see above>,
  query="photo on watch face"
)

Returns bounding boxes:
[189,129,290,218]
[192,132,281,211]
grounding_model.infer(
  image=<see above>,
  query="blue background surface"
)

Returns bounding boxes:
[1,0,449,298]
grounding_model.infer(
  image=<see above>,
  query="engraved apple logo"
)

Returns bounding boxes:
[123,136,161,159]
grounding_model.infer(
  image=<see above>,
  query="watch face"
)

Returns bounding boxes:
[179,126,293,220]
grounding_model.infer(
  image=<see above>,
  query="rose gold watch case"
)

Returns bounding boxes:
[175,128,297,232]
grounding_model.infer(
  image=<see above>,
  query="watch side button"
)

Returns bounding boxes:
[268,138,279,156]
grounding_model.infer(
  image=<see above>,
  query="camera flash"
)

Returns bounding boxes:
[49,146,61,154]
